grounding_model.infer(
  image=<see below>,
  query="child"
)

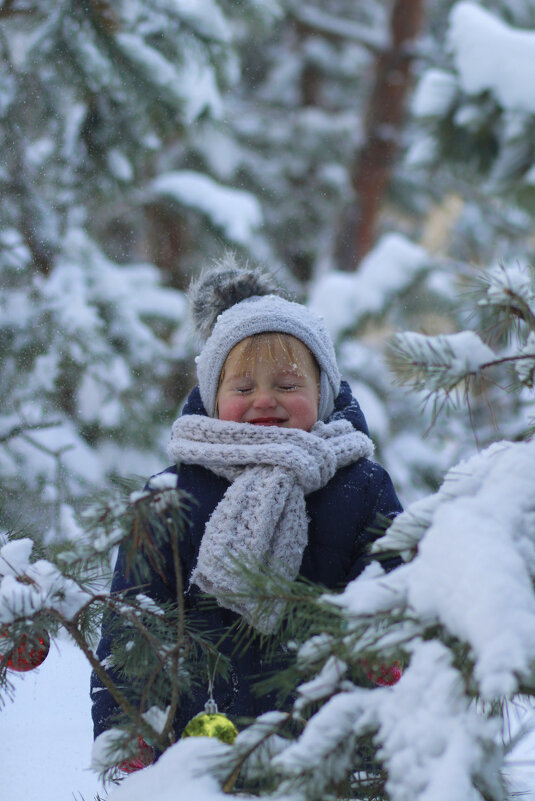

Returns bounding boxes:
[90,256,402,761]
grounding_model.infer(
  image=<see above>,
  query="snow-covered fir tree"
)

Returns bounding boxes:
[0,0,279,539]
[318,0,535,501]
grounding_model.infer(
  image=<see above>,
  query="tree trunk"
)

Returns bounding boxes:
[351,0,426,267]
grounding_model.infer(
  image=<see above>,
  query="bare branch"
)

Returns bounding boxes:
[0,420,62,445]
[0,1,34,20]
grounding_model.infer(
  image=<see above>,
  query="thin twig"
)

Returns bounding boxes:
[222,712,292,793]
[0,420,62,444]
[159,514,185,746]
[56,613,164,750]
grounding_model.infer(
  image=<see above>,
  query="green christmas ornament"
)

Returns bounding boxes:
[181,697,238,744]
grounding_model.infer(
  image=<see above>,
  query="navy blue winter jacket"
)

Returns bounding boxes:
[90,381,402,740]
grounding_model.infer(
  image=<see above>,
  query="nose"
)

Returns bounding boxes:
[252,388,277,409]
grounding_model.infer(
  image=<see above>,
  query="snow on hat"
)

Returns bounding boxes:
[190,254,341,420]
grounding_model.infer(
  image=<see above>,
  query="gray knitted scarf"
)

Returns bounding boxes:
[167,415,374,633]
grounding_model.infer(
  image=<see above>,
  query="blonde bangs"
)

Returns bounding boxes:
[219,333,320,385]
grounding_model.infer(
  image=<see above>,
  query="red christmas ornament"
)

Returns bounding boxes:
[118,736,154,774]
[0,628,51,672]
[363,658,402,687]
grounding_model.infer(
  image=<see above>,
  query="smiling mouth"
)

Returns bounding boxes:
[250,418,287,426]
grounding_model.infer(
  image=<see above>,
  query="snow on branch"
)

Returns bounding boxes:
[333,438,535,699]
[0,417,62,444]
[0,538,92,623]
[516,331,535,388]
[115,32,223,123]
[274,689,373,793]
[309,233,429,341]
[148,170,263,246]
[290,5,388,53]
[269,438,535,800]
[105,737,235,801]
[479,263,535,328]
[449,2,535,114]
[370,493,440,560]
[388,330,495,395]
[277,641,500,801]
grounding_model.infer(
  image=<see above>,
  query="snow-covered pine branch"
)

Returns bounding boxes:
[264,436,535,801]
[388,330,495,396]
[516,332,535,388]
[0,0,274,539]
[1,477,227,771]
[290,5,388,53]
[388,262,535,423]
[479,263,535,332]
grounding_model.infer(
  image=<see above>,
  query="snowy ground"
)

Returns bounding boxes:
[1,636,106,801]
[2,634,535,801]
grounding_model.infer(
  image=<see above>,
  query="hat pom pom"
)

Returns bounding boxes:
[189,253,282,342]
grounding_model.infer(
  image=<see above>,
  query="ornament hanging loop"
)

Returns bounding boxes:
[204,697,218,715]
[205,652,220,714]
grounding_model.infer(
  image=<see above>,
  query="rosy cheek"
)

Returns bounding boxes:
[218,396,248,422]
[292,397,318,427]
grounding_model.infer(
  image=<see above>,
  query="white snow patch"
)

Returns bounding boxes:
[173,0,231,43]
[449,2,535,113]
[148,473,178,491]
[0,536,92,623]
[44,503,85,544]
[107,738,233,801]
[412,69,458,118]
[347,379,389,440]
[295,655,348,711]
[309,234,428,341]
[150,170,263,246]
[277,641,501,801]
[0,538,34,576]
[401,330,495,375]
[332,439,535,699]
[0,637,104,800]
[116,33,222,122]
[107,148,134,182]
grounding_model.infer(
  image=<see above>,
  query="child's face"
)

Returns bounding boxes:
[216,335,320,431]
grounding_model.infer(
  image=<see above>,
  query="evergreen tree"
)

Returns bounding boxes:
[309,0,535,501]
[182,0,393,281]
[0,472,231,780]
[0,0,278,538]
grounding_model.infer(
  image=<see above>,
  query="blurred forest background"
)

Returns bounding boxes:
[1,0,535,542]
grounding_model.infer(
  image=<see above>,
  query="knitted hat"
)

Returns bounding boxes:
[190,255,341,421]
